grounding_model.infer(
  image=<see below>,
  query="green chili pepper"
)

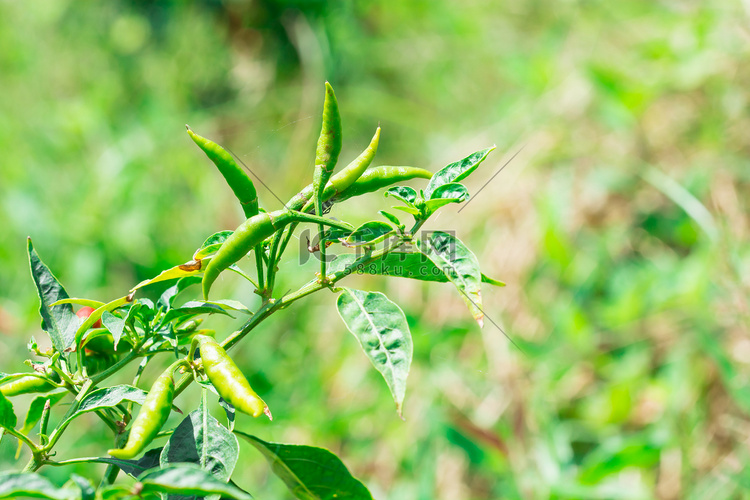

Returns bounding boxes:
[108,363,179,459]
[202,209,353,299]
[311,82,342,210]
[195,335,269,418]
[1,375,57,397]
[287,127,381,212]
[187,126,259,218]
[332,166,433,202]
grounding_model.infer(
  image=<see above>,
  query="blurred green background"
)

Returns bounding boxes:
[1,1,749,498]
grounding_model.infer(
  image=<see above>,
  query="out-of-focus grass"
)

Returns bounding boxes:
[1,1,749,498]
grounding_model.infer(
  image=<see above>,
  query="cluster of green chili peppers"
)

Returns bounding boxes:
[189,82,431,299]
[0,82,438,462]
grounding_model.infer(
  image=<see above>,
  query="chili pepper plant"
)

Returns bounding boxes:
[0,83,504,499]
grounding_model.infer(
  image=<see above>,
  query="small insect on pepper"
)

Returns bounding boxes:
[193,335,270,419]
[108,361,182,459]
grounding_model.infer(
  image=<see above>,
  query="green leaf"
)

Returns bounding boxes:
[161,301,236,325]
[160,408,239,482]
[428,182,469,201]
[384,186,417,205]
[424,146,495,199]
[194,230,234,260]
[418,231,484,327]
[60,385,149,428]
[131,260,204,292]
[158,276,202,309]
[0,472,73,499]
[379,210,402,227]
[27,238,79,353]
[76,447,163,479]
[336,288,413,416]
[346,221,395,246]
[236,431,374,500]
[0,391,16,429]
[140,464,252,500]
[48,298,105,308]
[68,474,95,500]
[481,273,506,287]
[20,391,66,436]
[99,311,128,351]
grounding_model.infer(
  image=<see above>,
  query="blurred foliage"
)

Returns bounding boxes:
[1,0,749,498]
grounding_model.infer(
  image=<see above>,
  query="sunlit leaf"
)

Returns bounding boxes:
[336,288,412,416]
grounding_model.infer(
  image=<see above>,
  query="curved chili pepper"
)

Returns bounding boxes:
[332,166,433,202]
[0,375,56,397]
[108,364,178,459]
[187,126,259,218]
[195,335,269,419]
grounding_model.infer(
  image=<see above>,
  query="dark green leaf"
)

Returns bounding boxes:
[346,221,395,246]
[27,238,78,353]
[384,186,417,205]
[0,392,16,429]
[160,408,239,482]
[140,464,252,500]
[424,146,495,198]
[418,231,484,326]
[84,447,163,478]
[336,288,413,416]
[68,474,95,500]
[0,472,72,499]
[237,431,374,500]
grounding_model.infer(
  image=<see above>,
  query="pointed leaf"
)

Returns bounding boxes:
[194,230,234,260]
[158,276,202,309]
[379,211,402,227]
[424,146,495,198]
[140,464,252,500]
[336,288,412,415]
[418,231,484,327]
[59,385,149,428]
[161,301,235,325]
[236,431,374,500]
[345,221,395,246]
[384,186,417,205]
[27,238,78,353]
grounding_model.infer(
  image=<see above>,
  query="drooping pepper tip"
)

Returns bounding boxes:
[264,405,273,421]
